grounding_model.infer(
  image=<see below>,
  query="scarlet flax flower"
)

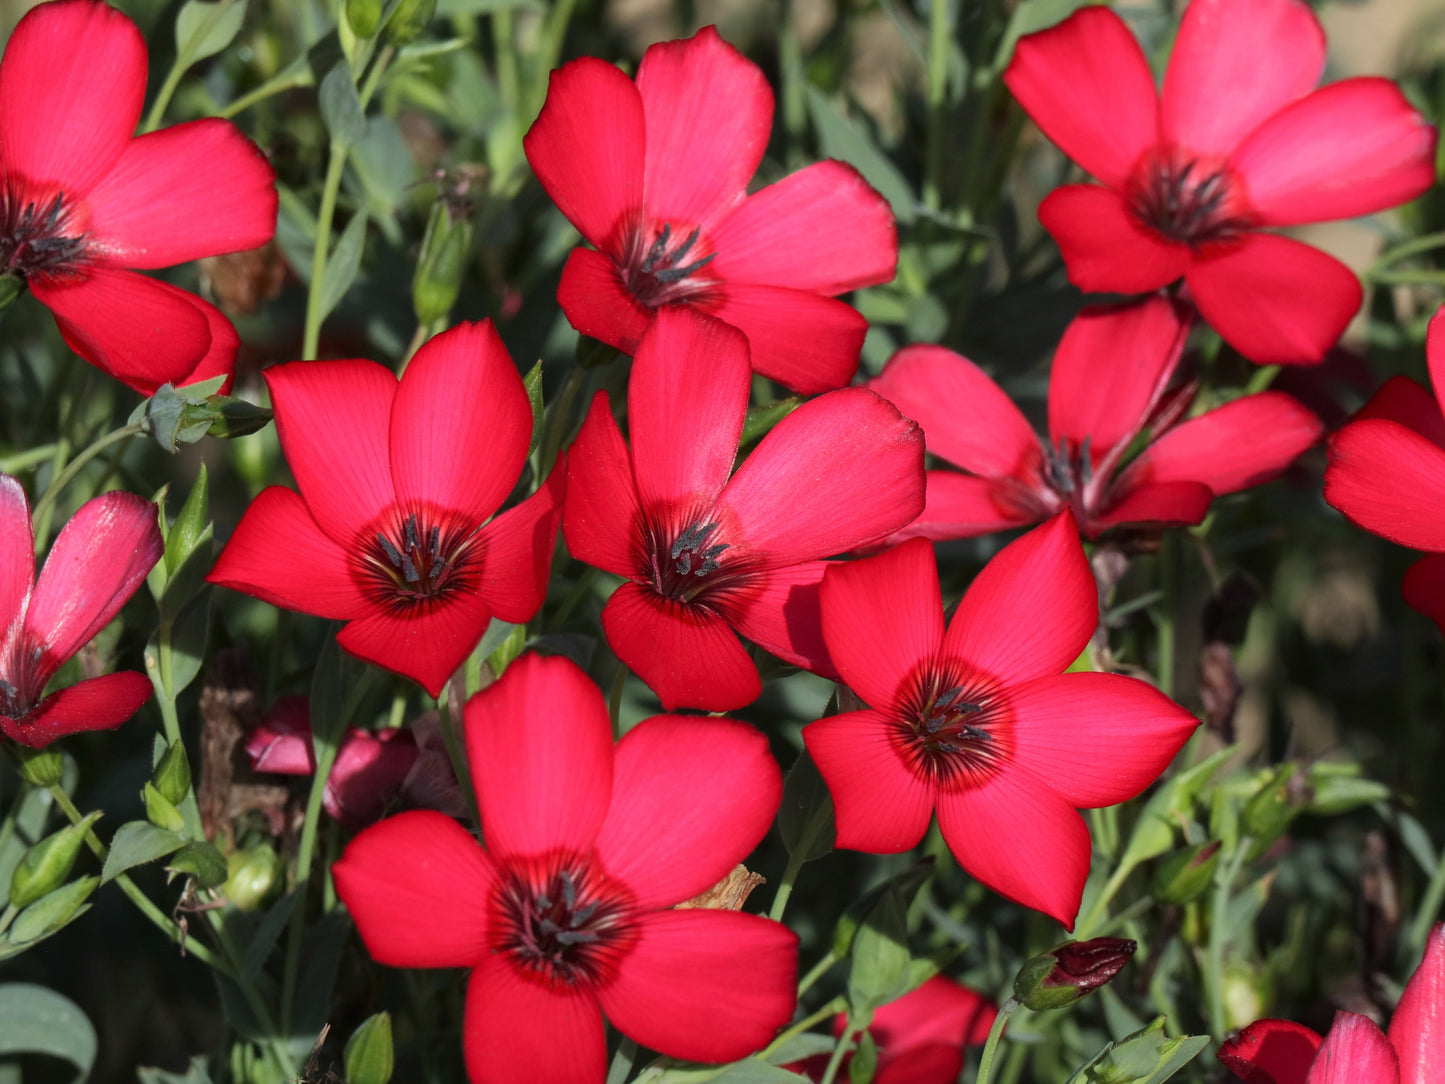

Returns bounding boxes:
[0,0,277,392]
[0,474,161,748]
[208,321,565,697]
[333,652,797,1084]
[523,26,896,395]
[871,297,1322,540]
[1218,923,1445,1083]
[1004,0,1436,364]
[803,516,1198,926]
[563,306,925,711]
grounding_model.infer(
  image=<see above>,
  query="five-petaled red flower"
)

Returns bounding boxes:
[333,652,798,1084]
[0,0,277,392]
[207,321,565,697]
[523,25,897,395]
[803,516,1198,926]
[871,296,1323,540]
[1005,0,1436,365]
[563,306,925,712]
[0,474,161,747]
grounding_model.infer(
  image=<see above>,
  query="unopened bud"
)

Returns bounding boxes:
[14,746,64,786]
[1242,764,1302,859]
[205,396,273,440]
[346,0,383,37]
[384,0,435,45]
[152,740,193,806]
[412,199,473,325]
[1013,937,1137,1011]
[1151,840,1221,905]
[344,1012,394,1084]
[225,845,281,910]
[10,813,100,908]
[143,782,186,833]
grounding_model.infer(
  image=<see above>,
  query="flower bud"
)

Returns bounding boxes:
[14,746,64,786]
[225,845,281,910]
[344,1012,394,1084]
[9,813,100,909]
[1242,764,1302,859]
[384,0,435,45]
[1151,840,1221,905]
[152,739,193,806]
[412,199,474,325]
[1013,937,1137,1011]
[143,782,186,833]
[345,0,383,38]
[205,396,274,440]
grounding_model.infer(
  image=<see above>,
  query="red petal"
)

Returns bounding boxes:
[1428,308,1445,410]
[1325,419,1445,551]
[636,27,771,231]
[85,118,276,268]
[325,729,419,829]
[717,388,924,565]
[1232,79,1436,227]
[0,0,145,196]
[1403,554,1445,636]
[33,268,212,393]
[870,345,1038,477]
[723,561,832,677]
[870,975,997,1055]
[874,1046,967,1084]
[1350,376,1445,451]
[1389,923,1445,1084]
[247,695,315,775]
[1089,480,1214,535]
[1003,6,1159,189]
[1305,1013,1399,1084]
[177,291,239,395]
[942,513,1097,686]
[709,160,897,293]
[1005,673,1197,808]
[601,581,761,712]
[338,593,494,698]
[1218,1019,1323,1084]
[1161,0,1323,160]
[600,909,797,1062]
[804,708,936,853]
[564,392,643,577]
[473,464,565,624]
[463,653,613,861]
[1186,234,1361,365]
[466,959,607,1084]
[263,358,398,542]
[628,308,749,513]
[557,248,653,355]
[0,672,153,749]
[208,486,367,620]
[523,57,644,252]
[593,715,780,909]
[705,285,868,395]
[1038,186,1191,294]
[0,475,34,637]
[332,810,497,967]
[892,471,1043,542]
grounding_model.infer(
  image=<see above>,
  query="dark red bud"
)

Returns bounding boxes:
[1014,937,1138,1010]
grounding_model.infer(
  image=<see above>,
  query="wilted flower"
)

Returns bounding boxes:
[1014,937,1138,1010]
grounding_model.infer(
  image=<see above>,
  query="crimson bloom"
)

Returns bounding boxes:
[0,0,276,393]
[523,26,896,395]
[333,652,797,1084]
[1218,923,1445,1084]
[208,321,564,697]
[1004,0,1436,365]
[803,516,1197,926]
[0,474,161,748]
[871,297,1322,540]
[564,306,924,711]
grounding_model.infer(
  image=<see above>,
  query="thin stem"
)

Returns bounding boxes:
[1156,533,1177,699]
[1074,859,1136,941]
[922,0,951,210]
[143,0,240,132]
[0,443,58,474]
[998,1039,1028,1084]
[437,689,481,828]
[607,665,627,740]
[768,848,808,923]
[1410,844,1445,956]
[604,1037,637,1084]
[818,1018,860,1084]
[301,142,348,361]
[974,997,1018,1084]
[398,320,432,372]
[797,950,838,997]
[1206,837,1252,1043]
[494,10,519,111]
[760,997,847,1061]
[30,423,146,539]
[1365,231,1445,278]
[219,65,315,120]
[1096,894,1153,938]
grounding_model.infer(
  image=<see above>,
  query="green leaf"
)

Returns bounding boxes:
[778,750,834,863]
[240,887,301,984]
[310,633,372,751]
[101,822,185,883]
[167,841,230,889]
[292,912,352,1040]
[320,209,369,320]
[175,0,247,63]
[319,60,366,145]
[524,360,544,454]
[1067,1017,1209,1084]
[847,885,911,1012]
[137,1058,214,1084]
[7,876,98,946]
[805,87,916,224]
[165,465,209,576]
[649,1059,812,1084]
[0,983,97,1084]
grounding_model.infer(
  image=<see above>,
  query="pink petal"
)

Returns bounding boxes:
[463,653,614,861]
[599,909,797,1062]
[557,248,653,356]
[804,708,936,853]
[942,513,1097,686]
[709,159,897,293]
[33,268,213,393]
[1428,306,1445,410]
[465,958,607,1084]
[1232,79,1437,227]
[717,388,924,565]
[1218,1018,1322,1084]
[1403,554,1445,636]
[326,728,419,830]
[1089,480,1214,535]
[870,975,997,1055]
[563,392,643,577]
[601,581,761,712]
[246,695,316,775]
[0,475,34,638]
[0,672,153,749]
[1389,923,1445,1084]
[628,308,750,513]
[333,810,497,967]
[84,118,277,268]
[1346,376,1445,451]
[1005,673,1197,808]
[891,471,1043,542]
[723,560,832,677]
[1160,0,1324,160]
[704,285,869,395]
[936,768,1091,928]
[593,715,781,909]
[1186,233,1361,365]
[391,320,532,526]
[523,57,644,252]
[177,291,239,395]
[473,464,566,624]
[1004,7,1159,188]
[208,486,368,621]
[263,358,398,542]
[870,344,1039,477]
[1306,1013,1399,1084]
[874,1046,967,1084]
[1325,419,1445,551]
[338,592,495,698]
[1038,186,1191,294]
[0,0,145,196]
[635,27,771,231]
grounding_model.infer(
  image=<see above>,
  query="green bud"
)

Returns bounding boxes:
[10,874,98,944]
[1150,840,1221,905]
[165,465,209,575]
[383,0,436,45]
[152,740,193,806]
[848,1030,878,1084]
[1241,764,1302,859]
[14,746,65,787]
[10,813,100,908]
[412,200,474,325]
[1014,938,1136,1012]
[143,782,187,833]
[225,845,281,910]
[344,1012,395,1084]
[346,0,383,37]
[205,396,274,440]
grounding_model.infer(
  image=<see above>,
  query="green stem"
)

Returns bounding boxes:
[219,65,315,120]
[1365,230,1445,278]
[436,689,481,828]
[145,642,206,841]
[537,367,588,482]
[1206,837,1251,1042]
[607,665,627,740]
[1156,533,1177,699]
[818,1018,860,1084]
[922,0,951,210]
[974,997,1018,1084]
[604,1036,637,1084]
[768,848,808,923]
[1074,859,1136,941]
[1366,269,1445,287]
[0,443,58,474]
[494,9,519,111]
[0,903,17,936]
[1096,894,1153,938]
[760,996,847,1061]
[143,0,241,132]
[997,1040,1028,1084]
[301,142,348,361]
[30,422,145,536]
[1408,842,1445,959]
[797,950,838,997]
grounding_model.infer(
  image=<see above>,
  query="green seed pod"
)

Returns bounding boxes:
[344,1012,395,1084]
[345,0,383,38]
[10,813,100,909]
[225,845,281,910]
[412,200,473,325]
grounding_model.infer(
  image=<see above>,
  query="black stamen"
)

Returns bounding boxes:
[377,533,404,567]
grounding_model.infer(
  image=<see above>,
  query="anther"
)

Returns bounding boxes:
[377,533,404,567]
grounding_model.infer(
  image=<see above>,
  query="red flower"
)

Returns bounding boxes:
[1218,923,1445,1084]
[563,306,925,711]
[1324,307,1445,634]
[1004,0,1436,365]
[333,652,798,1084]
[208,321,565,697]
[871,297,1322,540]
[0,0,276,393]
[523,26,896,395]
[0,474,161,747]
[802,516,1197,927]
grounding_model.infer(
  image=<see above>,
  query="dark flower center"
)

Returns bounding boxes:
[1125,152,1253,247]
[894,665,1010,786]
[646,518,732,603]
[0,188,88,281]
[353,507,483,610]
[618,221,718,308]
[0,634,49,719]
[493,862,631,987]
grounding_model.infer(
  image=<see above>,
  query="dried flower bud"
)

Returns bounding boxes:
[676,864,766,910]
[1013,937,1137,1011]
